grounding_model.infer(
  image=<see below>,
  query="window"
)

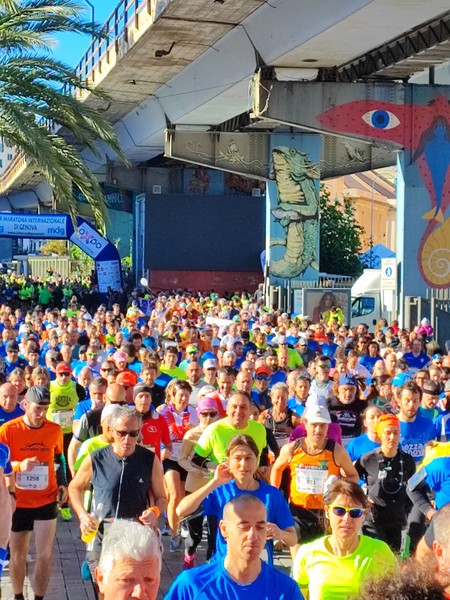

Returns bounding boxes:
[352,296,375,318]
[7,154,13,161]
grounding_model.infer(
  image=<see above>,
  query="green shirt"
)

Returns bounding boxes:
[74,436,109,471]
[293,534,397,600]
[194,419,267,464]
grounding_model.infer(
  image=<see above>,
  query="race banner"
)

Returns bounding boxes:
[0,213,122,292]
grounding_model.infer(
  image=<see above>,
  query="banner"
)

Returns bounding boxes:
[0,213,122,292]
[0,214,68,238]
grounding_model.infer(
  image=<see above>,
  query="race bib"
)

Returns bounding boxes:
[295,465,328,495]
[52,409,74,430]
[171,441,183,459]
[16,463,49,490]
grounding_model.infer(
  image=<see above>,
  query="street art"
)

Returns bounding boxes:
[318,95,450,288]
[270,146,320,279]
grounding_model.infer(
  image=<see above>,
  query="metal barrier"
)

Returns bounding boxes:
[404,291,450,351]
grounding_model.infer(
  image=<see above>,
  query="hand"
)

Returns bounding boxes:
[266,522,281,540]
[57,485,68,505]
[161,448,171,461]
[20,456,40,472]
[213,462,233,485]
[139,507,159,528]
[80,512,99,536]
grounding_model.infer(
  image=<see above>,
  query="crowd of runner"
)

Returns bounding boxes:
[0,282,449,599]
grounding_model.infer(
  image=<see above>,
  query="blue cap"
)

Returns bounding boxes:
[392,373,412,387]
[338,374,357,387]
[432,354,443,360]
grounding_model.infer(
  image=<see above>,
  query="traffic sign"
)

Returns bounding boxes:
[381,258,397,290]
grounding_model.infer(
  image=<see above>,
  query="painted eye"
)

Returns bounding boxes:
[362,109,400,130]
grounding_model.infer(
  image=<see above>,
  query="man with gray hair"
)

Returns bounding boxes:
[164,495,302,599]
[69,406,167,577]
[96,520,161,600]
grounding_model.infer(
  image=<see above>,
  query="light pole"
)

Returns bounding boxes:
[81,0,95,37]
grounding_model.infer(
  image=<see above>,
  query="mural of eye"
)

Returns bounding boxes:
[362,109,400,130]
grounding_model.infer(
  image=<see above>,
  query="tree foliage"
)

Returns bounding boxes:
[319,184,364,276]
[0,0,128,231]
[40,239,67,255]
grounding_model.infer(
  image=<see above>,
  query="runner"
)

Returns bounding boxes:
[0,385,67,600]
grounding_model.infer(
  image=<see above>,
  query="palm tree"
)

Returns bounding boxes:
[0,0,127,231]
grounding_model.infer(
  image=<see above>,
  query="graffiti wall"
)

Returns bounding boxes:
[317,87,450,293]
[267,133,321,285]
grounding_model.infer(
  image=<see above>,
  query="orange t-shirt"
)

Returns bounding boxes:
[0,417,63,509]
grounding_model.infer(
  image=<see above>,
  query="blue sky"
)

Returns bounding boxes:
[53,1,118,67]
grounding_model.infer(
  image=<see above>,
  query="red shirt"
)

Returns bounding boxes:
[140,412,171,459]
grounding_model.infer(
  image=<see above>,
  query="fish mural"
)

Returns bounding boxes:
[269,146,320,279]
[317,95,450,288]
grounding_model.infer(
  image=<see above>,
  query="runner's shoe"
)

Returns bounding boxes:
[60,507,72,521]
[169,535,182,553]
[183,553,196,570]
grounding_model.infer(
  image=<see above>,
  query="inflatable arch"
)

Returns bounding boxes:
[0,213,122,292]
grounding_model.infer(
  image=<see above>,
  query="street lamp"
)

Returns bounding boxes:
[81,0,95,37]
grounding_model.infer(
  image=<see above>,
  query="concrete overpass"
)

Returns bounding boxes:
[2,0,450,200]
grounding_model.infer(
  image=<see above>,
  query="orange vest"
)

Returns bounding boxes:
[289,438,340,510]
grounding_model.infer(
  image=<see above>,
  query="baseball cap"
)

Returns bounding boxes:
[56,362,72,374]
[211,338,221,347]
[113,350,128,363]
[25,385,50,405]
[392,373,412,387]
[203,358,217,370]
[255,365,271,376]
[304,405,331,424]
[186,344,198,354]
[101,404,121,423]
[277,335,287,345]
[5,341,19,352]
[116,370,138,386]
[338,374,357,387]
[297,336,307,346]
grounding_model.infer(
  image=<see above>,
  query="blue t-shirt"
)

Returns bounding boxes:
[287,398,305,417]
[164,557,303,600]
[202,480,294,566]
[418,406,443,421]
[359,355,381,374]
[346,433,380,462]
[400,416,435,462]
[433,412,450,442]
[0,404,24,426]
[0,442,12,474]
[269,370,287,386]
[73,399,92,421]
[402,352,430,372]
[424,456,450,509]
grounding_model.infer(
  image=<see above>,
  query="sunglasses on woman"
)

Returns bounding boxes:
[331,505,364,519]
[200,411,217,418]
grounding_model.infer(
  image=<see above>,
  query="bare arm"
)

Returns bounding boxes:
[139,455,167,527]
[67,436,82,477]
[68,455,97,536]
[334,444,359,482]
[270,441,295,488]
[176,463,232,519]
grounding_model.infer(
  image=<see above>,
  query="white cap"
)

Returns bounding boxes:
[203,358,217,370]
[304,405,331,424]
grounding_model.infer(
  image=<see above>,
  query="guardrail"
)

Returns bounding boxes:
[68,0,153,97]
[1,0,169,192]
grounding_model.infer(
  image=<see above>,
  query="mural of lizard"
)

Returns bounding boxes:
[270,146,320,279]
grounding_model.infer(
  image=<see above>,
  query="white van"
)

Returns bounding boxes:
[351,269,390,328]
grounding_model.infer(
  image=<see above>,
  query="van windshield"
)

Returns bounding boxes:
[352,296,375,318]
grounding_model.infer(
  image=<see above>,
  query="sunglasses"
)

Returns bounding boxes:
[87,353,98,357]
[200,411,218,418]
[317,364,331,369]
[256,375,271,381]
[58,372,71,376]
[331,505,364,519]
[114,429,140,438]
